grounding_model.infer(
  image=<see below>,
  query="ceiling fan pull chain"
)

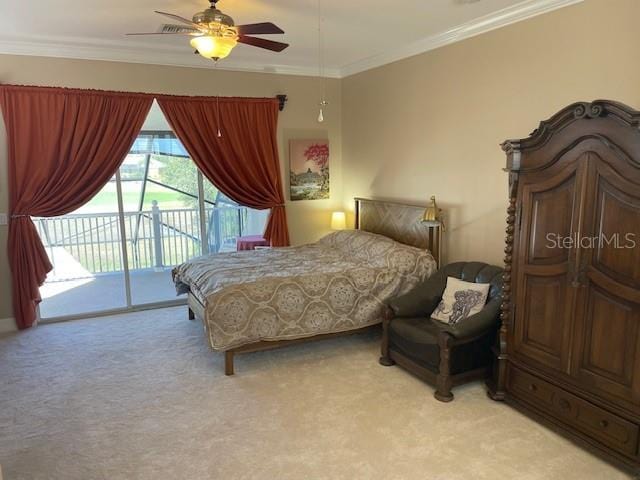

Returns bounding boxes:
[216,93,222,138]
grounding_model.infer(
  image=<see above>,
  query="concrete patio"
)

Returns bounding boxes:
[39,269,182,319]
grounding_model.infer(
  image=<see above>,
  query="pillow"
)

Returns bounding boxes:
[431,277,490,325]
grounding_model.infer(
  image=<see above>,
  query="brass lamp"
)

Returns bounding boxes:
[421,196,445,230]
[421,195,444,267]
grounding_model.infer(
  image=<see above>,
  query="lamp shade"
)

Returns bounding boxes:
[331,211,346,230]
[190,35,237,60]
[421,195,445,230]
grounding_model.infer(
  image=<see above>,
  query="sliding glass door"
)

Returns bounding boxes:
[123,134,205,306]
[35,175,128,318]
[36,126,268,321]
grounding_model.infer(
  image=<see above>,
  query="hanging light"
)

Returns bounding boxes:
[190,35,237,61]
[318,100,328,123]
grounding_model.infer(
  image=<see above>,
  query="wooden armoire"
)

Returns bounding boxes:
[487,100,640,472]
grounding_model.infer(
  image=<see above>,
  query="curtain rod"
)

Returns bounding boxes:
[276,94,287,112]
[0,84,288,112]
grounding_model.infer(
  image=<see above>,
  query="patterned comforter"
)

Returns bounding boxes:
[172,230,437,351]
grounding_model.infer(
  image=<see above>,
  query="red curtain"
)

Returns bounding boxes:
[0,85,153,329]
[156,95,289,247]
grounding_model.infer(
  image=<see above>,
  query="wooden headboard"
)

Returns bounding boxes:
[354,197,442,266]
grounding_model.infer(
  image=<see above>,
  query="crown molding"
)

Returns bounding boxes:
[0,0,581,80]
[0,36,342,79]
[0,317,17,334]
[339,0,584,78]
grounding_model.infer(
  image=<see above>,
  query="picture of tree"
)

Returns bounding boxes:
[289,139,330,201]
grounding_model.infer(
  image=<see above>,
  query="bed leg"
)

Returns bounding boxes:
[225,351,235,376]
[188,307,195,320]
[379,309,395,367]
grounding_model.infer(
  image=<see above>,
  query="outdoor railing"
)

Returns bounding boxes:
[34,204,248,281]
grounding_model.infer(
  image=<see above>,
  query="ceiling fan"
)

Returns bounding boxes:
[127,0,289,61]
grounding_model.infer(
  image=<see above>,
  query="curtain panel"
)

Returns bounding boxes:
[0,85,153,329]
[156,95,290,247]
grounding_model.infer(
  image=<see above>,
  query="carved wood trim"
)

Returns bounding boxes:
[502,100,640,163]
[488,171,519,400]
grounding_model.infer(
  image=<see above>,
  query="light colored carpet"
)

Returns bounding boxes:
[0,307,632,480]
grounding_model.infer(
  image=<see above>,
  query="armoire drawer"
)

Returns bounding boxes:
[508,367,640,457]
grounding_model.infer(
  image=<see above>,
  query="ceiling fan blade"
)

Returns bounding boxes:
[126,32,197,36]
[160,24,202,34]
[238,36,289,52]
[236,22,284,36]
[154,11,204,31]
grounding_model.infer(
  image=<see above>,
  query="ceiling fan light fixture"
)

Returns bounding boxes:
[130,1,289,59]
[190,35,237,60]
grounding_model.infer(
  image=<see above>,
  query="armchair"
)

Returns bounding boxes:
[380,262,503,402]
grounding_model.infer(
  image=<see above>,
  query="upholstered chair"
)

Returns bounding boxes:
[380,262,503,402]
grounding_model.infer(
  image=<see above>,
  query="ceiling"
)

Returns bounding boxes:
[0,0,581,78]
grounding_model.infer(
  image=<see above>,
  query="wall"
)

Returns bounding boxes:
[341,0,639,266]
[0,56,342,322]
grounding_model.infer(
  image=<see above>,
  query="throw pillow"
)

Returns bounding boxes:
[431,277,490,325]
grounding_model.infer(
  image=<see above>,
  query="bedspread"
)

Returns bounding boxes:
[172,230,437,350]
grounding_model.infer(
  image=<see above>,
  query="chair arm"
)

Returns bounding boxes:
[388,289,441,318]
[441,298,501,340]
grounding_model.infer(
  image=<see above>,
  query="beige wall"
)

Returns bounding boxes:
[0,57,342,320]
[342,0,639,266]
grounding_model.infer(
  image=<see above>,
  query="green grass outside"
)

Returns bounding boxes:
[88,191,190,211]
[79,182,196,213]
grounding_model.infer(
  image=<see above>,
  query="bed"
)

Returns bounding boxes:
[173,198,441,374]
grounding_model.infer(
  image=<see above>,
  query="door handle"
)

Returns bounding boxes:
[568,255,588,288]
[568,257,580,288]
[576,255,589,287]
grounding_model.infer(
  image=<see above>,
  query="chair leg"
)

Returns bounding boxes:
[435,376,454,402]
[188,307,195,320]
[224,351,235,376]
[434,332,454,402]
[379,314,396,366]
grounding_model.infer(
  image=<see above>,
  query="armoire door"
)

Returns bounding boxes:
[570,154,640,410]
[512,161,587,374]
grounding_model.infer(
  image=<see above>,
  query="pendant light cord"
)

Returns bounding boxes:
[216,95,221,138]
[318,0,324,89]
[317,0,327,122]
[213,60,222,138]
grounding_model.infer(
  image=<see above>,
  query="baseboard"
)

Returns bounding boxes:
[0,317,17,334]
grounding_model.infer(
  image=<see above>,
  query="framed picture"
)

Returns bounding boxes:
[289,139,330,201]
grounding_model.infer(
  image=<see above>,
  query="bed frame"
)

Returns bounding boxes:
[188,197,442,375]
